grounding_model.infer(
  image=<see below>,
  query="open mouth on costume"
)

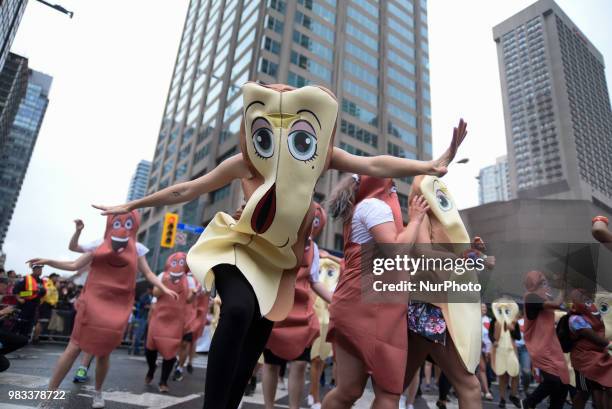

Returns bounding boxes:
[107,259,129,268]
[111,236,129,253]
[251,183,276,234]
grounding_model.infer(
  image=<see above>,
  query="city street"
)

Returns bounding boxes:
[0,342,571,409]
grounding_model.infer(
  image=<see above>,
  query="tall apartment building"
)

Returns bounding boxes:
[0,68,52,249]
[478,155,511,205]
[493,0,612,209]
[140,0,432,269]
[126,160,152,202]
[0,0,28,73]
[0,52,28,150]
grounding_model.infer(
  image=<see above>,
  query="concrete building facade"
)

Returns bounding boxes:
[493,0,612,210]
[140,0,433,269]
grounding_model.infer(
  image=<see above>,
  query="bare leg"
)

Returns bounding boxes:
[94,355,110,392]
[48,341,82,390]
[372,382,401,409]
[178,340,189,368]
[424,361,432,388]
[33,322,42,342]
[406,373,419,405]
[499,374,508,401]
[188,340,196,365]
[479,355,491,395]
[81,352,94,368]
[428,336,483,409]
[262,363,280,409]
[289,361,307,409]
[322,345,368,409]
[510,376,519,397]
[310,358,324,403]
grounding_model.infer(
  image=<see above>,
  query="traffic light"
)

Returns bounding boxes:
[160,212,179,248]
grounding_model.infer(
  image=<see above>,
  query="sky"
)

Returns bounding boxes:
[3,0,612,273]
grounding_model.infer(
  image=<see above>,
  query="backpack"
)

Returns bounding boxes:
[556,313,574,353]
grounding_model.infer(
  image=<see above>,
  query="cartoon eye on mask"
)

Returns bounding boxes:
[599,302,609,315]
[505,308,510,315]
[125,218,134,230]
[179,259,185,266]
[171,260,177,268]
[433,180,453,212]
[288,120,317,162]
[112,219,121,229]
[252,118,274,159]
[327,269,334,277]
[313,216,321,228]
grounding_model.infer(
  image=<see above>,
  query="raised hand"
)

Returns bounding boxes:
[92,203,131,216]
[430,118,468,176]
[74,219,84,231]
[409,195,430,223]
[26,258,48,267]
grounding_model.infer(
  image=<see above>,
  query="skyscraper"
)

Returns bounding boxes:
[478,155,511,205]
[0,0,28,73]
[126,160,152,202]
[493,0,612,209]
[0,67,52,249]
[0,52,28,150]
[141,0,431,268]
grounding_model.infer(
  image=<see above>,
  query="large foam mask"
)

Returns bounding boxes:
[492,300,519,327]
[93,210,141,269]
[165,252,188,276]
[410,175,469,245]
[319,258,340,292]
[235,82,338,250]
[594,292,611,340]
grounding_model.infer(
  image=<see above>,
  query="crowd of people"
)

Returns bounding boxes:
[0,83,610,409]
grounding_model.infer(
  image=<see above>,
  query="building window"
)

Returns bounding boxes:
[288,71,310,88]
[340,119,378,147]
[342,98,378,126]
[260,58,279,77]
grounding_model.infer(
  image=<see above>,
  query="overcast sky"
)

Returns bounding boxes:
[4,0,612,273]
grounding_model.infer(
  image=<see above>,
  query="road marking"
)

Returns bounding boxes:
[0,373,49,388]
[81,386,201,408]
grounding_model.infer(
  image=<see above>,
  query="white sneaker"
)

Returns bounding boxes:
[311,403,321,409]
[399,395,407,409]
[307,394,315,406]
[92,391,105,408]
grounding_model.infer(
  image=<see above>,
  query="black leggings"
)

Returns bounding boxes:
[0,329,28,372]
[204,264,273,409]
[145,348,176,386]
[524,370,568,409]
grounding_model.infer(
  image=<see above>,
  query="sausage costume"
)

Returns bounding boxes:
[187,82,338,321]
[491,299,520,377]
[193,283,210,341]
[568,290,612,388]
[184,272,199,337]
[405,175,483,408]
[311,257,341,361]
[265,202,327,360]
[146,252,190,360]
[71,211,141,356]
[328,175,409,394]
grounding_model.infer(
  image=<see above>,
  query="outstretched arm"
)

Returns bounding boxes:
[27,253,94,272]
[69,219,86,253]
[330,119,467,178]
[592,217,612,251]
[94,154,250,215]
[137,256,179,301]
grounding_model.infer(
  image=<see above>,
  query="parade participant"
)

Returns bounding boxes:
[188,282,210,373]
[489,299,521,408]
[94,82,467,409]
[521,270,569,409]
[28,211,178,408]
[479,303,494,401]
[262,202,332,409]
[323,175,430,409]
[592,216,612,341]
[33,273,59,343]
[173,271,199,381]
[401,175,484,409]
[566,288,612,409]
[308,256,342,409]
[0,275,28,372]
[145,252,194,393]
[12,264,47,339]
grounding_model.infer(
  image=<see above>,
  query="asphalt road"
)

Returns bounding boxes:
[0,342,573,409]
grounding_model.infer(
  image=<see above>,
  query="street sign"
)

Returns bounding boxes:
[175,231,187,246]
[177,223,204,234]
